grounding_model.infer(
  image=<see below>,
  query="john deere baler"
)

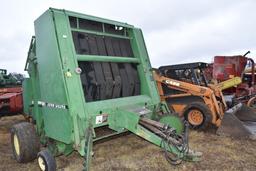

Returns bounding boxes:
[11,8,201,171]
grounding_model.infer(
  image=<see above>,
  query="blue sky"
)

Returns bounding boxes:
[1,0,256,74]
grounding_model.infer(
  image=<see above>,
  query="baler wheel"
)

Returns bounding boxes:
[37,149,56,171]
[11,122,40,163]
[184,102,212,130]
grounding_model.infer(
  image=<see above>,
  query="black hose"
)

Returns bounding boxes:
[183,121,189,153]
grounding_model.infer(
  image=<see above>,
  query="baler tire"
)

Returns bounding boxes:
[37,149,56,171]
[183,102,212,130]
[11,122,40,163]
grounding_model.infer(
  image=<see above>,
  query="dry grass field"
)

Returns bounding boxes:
[1,115,256,171]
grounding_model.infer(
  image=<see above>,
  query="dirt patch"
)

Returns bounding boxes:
[0,115,256,171]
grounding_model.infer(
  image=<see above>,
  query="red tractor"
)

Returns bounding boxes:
[0,69,23,116]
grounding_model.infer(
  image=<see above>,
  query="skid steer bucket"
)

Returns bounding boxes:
[217,103,256,139]
[234,104,256,121]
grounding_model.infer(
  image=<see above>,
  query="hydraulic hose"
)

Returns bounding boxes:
[139,117,189,165]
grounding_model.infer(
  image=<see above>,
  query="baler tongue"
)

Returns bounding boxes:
[217,103,256,139]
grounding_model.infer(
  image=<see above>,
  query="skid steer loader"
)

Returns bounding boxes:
[154,62,256,139]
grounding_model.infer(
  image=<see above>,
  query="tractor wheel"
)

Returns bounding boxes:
[183,102,212,130]
[37,149,56,171]
[11,122,40,163]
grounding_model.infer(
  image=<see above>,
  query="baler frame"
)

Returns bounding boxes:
[14,8,201,171]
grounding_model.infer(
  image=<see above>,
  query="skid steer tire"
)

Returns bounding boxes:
[183,102,212,130]
[11,122,40,163]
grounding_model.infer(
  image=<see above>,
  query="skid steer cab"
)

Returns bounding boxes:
[154,62,256,139]
[10,8,201,171]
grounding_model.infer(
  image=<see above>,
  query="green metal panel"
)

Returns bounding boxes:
[34,10,73,143]
[130,28,160,102]
[25,36,45,134]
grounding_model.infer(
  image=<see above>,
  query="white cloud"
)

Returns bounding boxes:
[145,1,256,66]
[0,0,256,73]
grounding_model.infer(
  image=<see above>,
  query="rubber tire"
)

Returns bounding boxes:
[11,122,40,163]
[183,102,212,130]
[37,149,56,171]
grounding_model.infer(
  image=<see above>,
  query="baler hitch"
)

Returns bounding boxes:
[139,117,190,165]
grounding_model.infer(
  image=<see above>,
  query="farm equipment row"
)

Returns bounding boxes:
[5,7,256,171]
[0,69,23,116]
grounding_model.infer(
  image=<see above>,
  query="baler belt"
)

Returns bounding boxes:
[80,71,91,100]
[119,64,130,97]
[124,63,135,95]
[110,63,122,98]
[104,37,115,56]
[73,31,134,57]
[131,64,141,95]
[77,32,140,101]
[93,62,106,100]
[119,39,134,57]
[95,36,107,56]
[79,62,97,102]
[87,36,98,55]
[77,34,90,54]
[112,38,122,56]
[101,63,114,99]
